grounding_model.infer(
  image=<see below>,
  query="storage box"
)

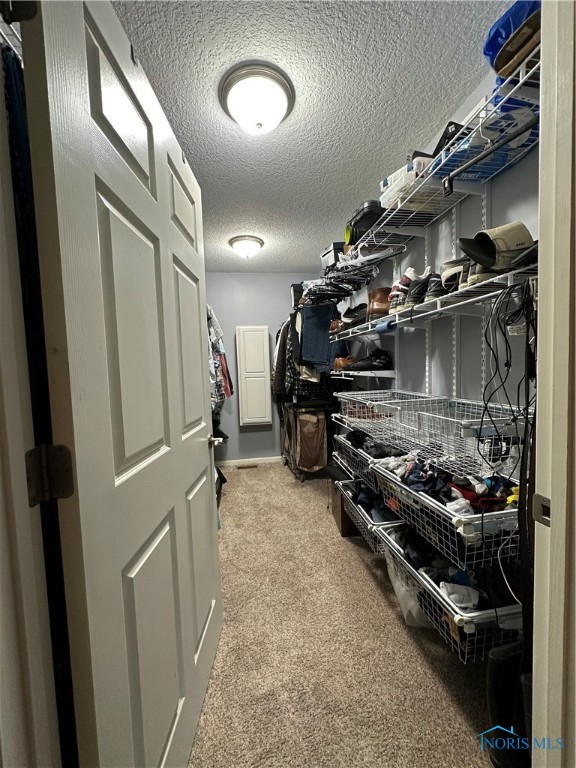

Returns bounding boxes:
[320,241,345,269]
[329,482,359,538]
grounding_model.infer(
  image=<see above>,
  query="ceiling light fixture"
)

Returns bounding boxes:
[229,235,264,258]
[219,62,295,136]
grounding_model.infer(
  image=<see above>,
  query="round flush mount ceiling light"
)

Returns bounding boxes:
[229,235,264,258]
[219,63,295,136]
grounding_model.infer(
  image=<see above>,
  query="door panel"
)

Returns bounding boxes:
[174,259,206,435]
[23,2,222,765]
[123,513,185,768]
[98,192,169,472]
[86,25,154,192]
[186,473,219,650]
[169,159,197,247]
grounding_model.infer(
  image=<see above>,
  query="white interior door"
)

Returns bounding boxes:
[22,2,222,765]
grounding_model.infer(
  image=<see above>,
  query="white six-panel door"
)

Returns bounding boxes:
[23,2,222,765]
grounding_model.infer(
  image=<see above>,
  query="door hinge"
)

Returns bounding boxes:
[25,444,74,507]
[0,1,37,23]
[533,492,551,528]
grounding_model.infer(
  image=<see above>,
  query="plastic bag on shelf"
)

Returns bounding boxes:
[385,551,432,628]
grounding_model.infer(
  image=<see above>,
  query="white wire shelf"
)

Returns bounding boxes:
[0,20,22,61]
[395,266,538,327]
[329,47,540,273]
[376,524,522,663]
[330,320,392,342]
[330,370,396,379]
[330,266,537,341]
[371,463,518,570]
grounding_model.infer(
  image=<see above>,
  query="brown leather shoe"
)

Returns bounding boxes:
[333,356,357,372]
[367,287,391,320]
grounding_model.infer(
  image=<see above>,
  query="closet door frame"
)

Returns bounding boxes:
[533,2,576,765]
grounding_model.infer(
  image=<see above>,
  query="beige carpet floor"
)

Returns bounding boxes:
[189,463,491,768]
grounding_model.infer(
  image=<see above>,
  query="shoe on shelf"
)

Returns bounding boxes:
[333,356,357,372]
[389,267,417,312]
[423,273,448,302]
[367,287,392,321]
[458,220,534,273]
[511,240,538,269]
[397,267,432,312]
[440,257,469,292]
[347,348,393,371]
[341,303,367,327]
[466,262,498,286]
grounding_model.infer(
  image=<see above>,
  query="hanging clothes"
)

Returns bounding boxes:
[272,319,290,395]
[207,304,234,412]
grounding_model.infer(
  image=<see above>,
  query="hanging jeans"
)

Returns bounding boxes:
[301,304,337,373]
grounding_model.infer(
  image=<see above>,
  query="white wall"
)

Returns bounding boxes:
[206,271,317,462]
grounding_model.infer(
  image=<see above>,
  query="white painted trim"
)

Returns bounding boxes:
[533,3,576,765]
[0,65,60,766]
[216,456,282,467]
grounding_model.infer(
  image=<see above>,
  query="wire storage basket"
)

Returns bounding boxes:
[372,463,519,570]
[334,435,379,493]
[416,589,521,664]
[336,480,398,553]
[335,390,436,419]
[414,398,529,477]
[376,525,522,663]
[334,391,446,450]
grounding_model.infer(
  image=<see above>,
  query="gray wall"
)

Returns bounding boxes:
[206,272,317,461]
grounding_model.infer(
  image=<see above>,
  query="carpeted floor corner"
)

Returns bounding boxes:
[189,463,491,768]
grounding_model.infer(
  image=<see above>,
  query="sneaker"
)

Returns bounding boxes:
[458,220,534,272]
[440,257,469,292]
[347,348,393,371]
[398,267,432,311]
[389,267,417,312]
[424,273,448,301]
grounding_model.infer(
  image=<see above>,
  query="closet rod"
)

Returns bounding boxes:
[443,113,539,194]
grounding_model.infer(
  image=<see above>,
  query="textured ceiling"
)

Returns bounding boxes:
[114,1,510,272]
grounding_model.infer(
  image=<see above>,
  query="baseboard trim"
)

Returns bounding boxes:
[216,456,283,468]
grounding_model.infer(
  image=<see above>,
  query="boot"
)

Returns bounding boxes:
[333,356,356,372]
[367,287,391,320]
